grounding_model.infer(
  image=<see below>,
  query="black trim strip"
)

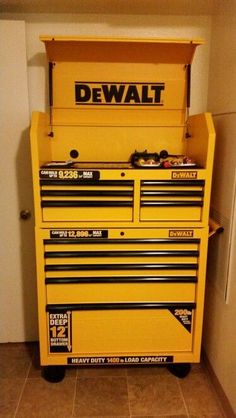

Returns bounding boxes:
[141,190,204,197]
[45,275,198,284]
[76,103,164,107]
[41,190,133,197]
[41,200,133,208]
[46,302,196,312]
[45,263,198,271]
[141,180,205,187]
[44,250,199,258]
[141,201,203,207]
[44,238,201,245]
[48,62,53,107]
[186,64,191,108]
[40,179,134,186]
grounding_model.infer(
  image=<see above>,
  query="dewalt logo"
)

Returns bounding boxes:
[75,81,165,106]
[169,230,194,238]
[172,171,198,179]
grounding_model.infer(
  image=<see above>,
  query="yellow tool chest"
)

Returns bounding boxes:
[30,36,215,381]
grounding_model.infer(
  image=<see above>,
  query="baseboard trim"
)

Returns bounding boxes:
[202,350,236,418]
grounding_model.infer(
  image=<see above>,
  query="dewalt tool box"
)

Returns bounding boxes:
[30,36,215,381]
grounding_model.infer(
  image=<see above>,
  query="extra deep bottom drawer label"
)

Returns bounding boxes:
[68,355,173,365]
[48,310,72,353]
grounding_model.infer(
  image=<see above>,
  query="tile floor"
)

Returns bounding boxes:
[0,342,227,418]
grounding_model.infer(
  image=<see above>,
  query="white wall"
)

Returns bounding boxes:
[204,6,236,414]
[0,20,37,342]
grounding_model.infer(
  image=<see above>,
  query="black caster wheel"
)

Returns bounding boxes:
[167,363,191,378]
[42,365,66,383]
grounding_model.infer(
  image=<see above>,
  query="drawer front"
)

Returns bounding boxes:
[42,206,132,222]
[46,282,196,304]
[46,303,195,354]
[40,178,134,222]
[140,180,204,222]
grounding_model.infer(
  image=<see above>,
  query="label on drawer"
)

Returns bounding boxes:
[171,171,198,179]
[48,310,72,352]
[40,169,100,180]
[68,355,173,365]
[169,308,193,333]
[50,229,108,239]
[169,229,194,238]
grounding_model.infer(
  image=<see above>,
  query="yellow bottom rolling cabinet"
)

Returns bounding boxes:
[35,226,208,381]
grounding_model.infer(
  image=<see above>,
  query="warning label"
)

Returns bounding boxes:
[50,229,108,239]
[48,311,72,353]
[68,355,173,366]
[169,308,193,333]
[40,169,100,181]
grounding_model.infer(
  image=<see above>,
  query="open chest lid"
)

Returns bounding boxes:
[41,36,203,127]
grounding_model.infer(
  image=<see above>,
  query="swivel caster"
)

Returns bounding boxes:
[167,363,191,378]
[42,365,66,383]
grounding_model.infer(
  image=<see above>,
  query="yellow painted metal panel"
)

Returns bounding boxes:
[52,108,186,127]
[42,226,205,240]
[46,283,196,304]
[67,309,193,354]
[49,126,186,162]
[53,62,186,110]
[42,207,133,222]
[40,36,202,63]
[140,206,202,221]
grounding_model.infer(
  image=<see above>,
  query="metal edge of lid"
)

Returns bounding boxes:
[39,35,204,45]
[40,35,203,65]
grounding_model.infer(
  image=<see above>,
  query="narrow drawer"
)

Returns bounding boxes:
[42,206,132,222]
[40,178,134,222]
[140,180,204,222]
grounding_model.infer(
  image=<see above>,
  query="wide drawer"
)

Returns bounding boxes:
[46,281,196,304]
[46,303,195,354]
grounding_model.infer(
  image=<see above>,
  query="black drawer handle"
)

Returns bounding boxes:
[44,250,199,258]
[45,275,198,284]
[41,190,133,197]
[141,201,203,207]
[41,200,133,208]
[141,191,204,197]
[44,238,201,245]
[45,263,198,272]
[141,180,205,187]
[46,302,196,312]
